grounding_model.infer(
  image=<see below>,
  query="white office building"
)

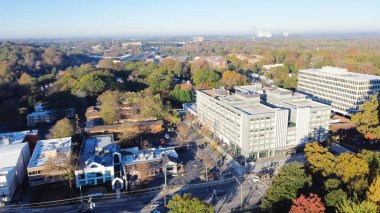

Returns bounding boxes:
[196,85,331,159]
[298,66,380,116]
[0,143,30,202]
[75,135,126,190]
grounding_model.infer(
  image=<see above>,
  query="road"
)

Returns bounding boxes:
[2,175,267,213]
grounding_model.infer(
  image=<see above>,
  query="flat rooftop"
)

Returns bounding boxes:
[122,147,178,165]
[199,89,277,115]
[28,137,71,168]
[0,130,38,145]
[300,66,380,81]
[0,143,28,173]
[282,99,330,109]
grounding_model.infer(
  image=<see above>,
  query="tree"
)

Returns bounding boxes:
[18,72,36,85]
[140,94,167,120]
[366,174,380,203]
[337,198,378,213]
[166,193,213,213]
[324,189,348,208]
[42,47,63,67]
[72,71,117,97]
[290,193,325,213]
[48,118,75,139]
[176,124,191,146]
[261,162,312,212]
[221,71,247,89]
[191,69,220,86]
[351,95,380,140]
[43,153,77,190]
[335,153,369,183]
[304,142,335,177]
[146,69,174,93]
[323,178,341,191]
[98,90,121,124]
[170,85,195,104]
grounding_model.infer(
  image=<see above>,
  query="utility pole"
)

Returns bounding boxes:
[163,166,167,207]
[205,166,208,182]
[79,185,84,205]
[234,177,243,208]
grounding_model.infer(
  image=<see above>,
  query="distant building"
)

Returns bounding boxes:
[27,137,72,186]
[262,64,284,71]
[0,143,30,202]
[196,86,331,159]
[122,41,142,49]
[228,54,263,65]
[298,66,380,116]
[75,135,125,190]
[27,104,75,127]
[193,56,227,69]
[193,37,205,42]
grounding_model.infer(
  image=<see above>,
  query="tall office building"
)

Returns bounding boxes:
[196,85,331,159]
[298,66,380,116]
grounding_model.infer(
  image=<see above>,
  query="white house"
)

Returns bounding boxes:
[0,143,30,202]
[75,135,125,190]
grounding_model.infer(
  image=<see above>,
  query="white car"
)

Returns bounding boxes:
[252,176,260,183]
[164,133,170,139]
[150,201,162,208]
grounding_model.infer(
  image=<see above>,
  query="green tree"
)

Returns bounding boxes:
[170,85,195,104]
[324,189,347,208]
[261,162,312,212]
[98,90,121,124]
[72,71,117,97]
[140,94,167,120]
[191,69,220,86]
[166,194,213,213]
[146,69,174,93]
[324,178,342,191]
[351,95,380,140]
[337,198,378,213]
[48,118,75,139]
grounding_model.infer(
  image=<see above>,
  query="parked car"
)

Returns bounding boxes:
[164,133,170,139]
[150,200,163,208]
[252,176,260,183]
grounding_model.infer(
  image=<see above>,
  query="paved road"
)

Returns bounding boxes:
[2,175,267,213]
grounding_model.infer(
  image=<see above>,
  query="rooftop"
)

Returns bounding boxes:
[77,135,116,169]
[122,147,178,165]
[0,143,28,173]
[300,66,380,81]
[0,130,38,145]
[28,137,72,168]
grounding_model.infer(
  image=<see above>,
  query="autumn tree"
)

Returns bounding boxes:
[366,173,380,203]
[98,90,121,124]
[48,118,75,139]
[43,153,77,190]
[334,153,369,183]
[176,124,191,146]
[167,193,213,213]
[304,142,335,177]
[261,162,312,212]
[146,68,174,93]
[337,198,378,213]
[221,71,247,89]
[290,193,325,213]
[351,95,380,140]
[42,47,63,67]
[170,84,195,104]
[18,72,36,85]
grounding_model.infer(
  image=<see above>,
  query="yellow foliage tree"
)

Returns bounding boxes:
[304,142,335,177]
[367,174,380,203]
[221,71,247,89]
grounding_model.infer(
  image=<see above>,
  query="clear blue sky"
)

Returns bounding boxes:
[1,0,379,39]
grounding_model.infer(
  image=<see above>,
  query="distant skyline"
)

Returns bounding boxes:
[1,0,379,39]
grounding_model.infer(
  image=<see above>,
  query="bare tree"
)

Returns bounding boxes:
[42,153,77,190]
[177,124,191,147]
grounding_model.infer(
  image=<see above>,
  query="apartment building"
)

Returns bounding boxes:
[298,66,380,116]
[27,137,72,186]
[27,104,75,127]
[75,135,125,190]
[0,143,30,202]
[196,85,331,159]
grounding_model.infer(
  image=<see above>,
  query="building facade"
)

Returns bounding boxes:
[27,137,72,186]
[298,66,380,116]
[0,143,30,202]
[27,104,75,127]
[196,86,331,159]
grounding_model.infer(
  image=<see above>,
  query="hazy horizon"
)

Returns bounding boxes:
[1,0,380,39]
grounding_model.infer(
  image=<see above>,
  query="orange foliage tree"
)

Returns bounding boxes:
[290,193,325,213]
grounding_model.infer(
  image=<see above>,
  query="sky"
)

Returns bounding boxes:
[0,0,379,39]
